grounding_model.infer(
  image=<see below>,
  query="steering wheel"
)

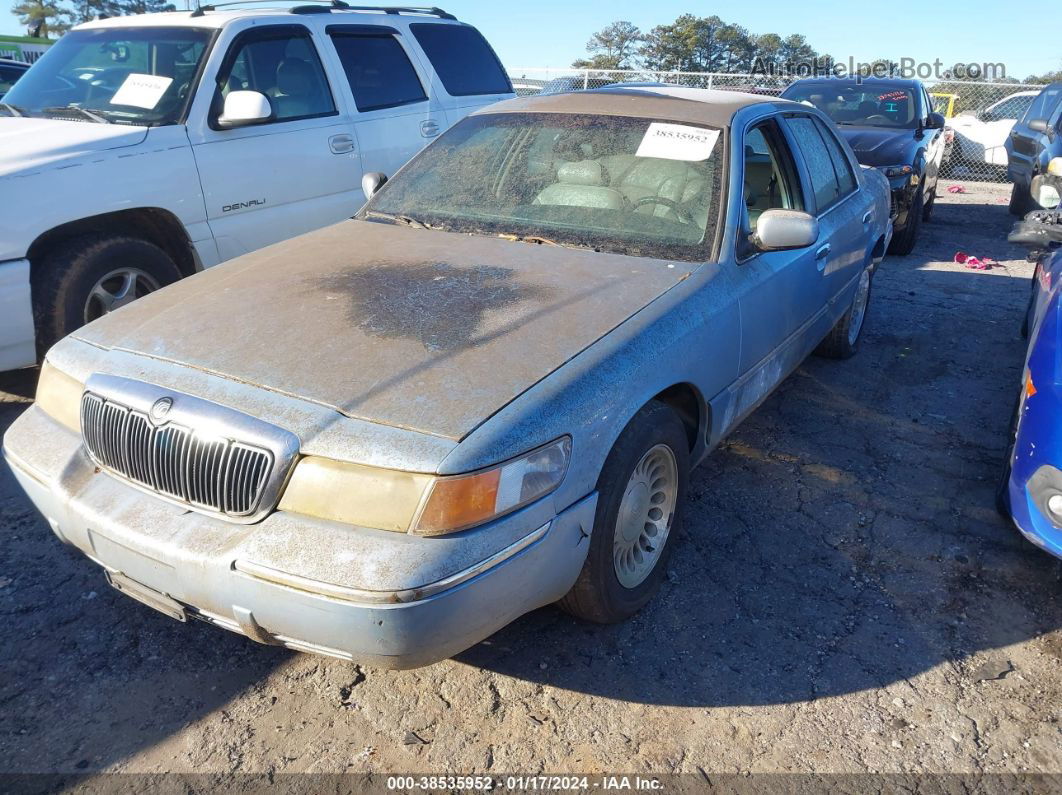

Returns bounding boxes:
[631,195,693,224]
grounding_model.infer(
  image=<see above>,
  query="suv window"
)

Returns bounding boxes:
[1022,84,1062,124]
[0,63,24,95]
[813,117,857,196]
[786,115,849,211]
[329,30,426,112]
[409,23,511,97]
[218,26,335,124]
[742,120,803,232]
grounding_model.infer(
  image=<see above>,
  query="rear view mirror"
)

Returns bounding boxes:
[753,209,819,251]
[217,91,273,129]
[362,171,388,201]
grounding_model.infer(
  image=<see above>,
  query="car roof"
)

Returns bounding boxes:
[73,6,465,31]
[477,86,794,128]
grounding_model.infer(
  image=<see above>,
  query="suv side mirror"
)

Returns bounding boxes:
[1029,118,1052,134]
[217,91,273,129]
[926,112,946,130]
[362,172,388,201]
[753,209,819,251]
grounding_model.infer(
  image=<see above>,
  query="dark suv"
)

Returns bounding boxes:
[781,77,946,254]
[1006,82,1062,215]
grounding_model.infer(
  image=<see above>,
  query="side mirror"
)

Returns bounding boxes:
[217,91,273,129]
[926,112,946,130]
[362,171,388,201]
[753,209,819,251]
[1029,118,1051,134]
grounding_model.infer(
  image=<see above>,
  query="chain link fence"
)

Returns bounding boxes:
[506,67,1047,184]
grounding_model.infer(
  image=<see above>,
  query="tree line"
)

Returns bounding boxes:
[574,16,1061,85]
[11,0,175,38]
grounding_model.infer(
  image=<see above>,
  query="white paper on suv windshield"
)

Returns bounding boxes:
[636,123,720,162]
[109,74,173,109]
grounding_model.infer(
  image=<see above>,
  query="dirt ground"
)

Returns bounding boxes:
[0,182,1059,781]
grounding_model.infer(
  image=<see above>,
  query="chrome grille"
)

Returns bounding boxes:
[81,392,274,518]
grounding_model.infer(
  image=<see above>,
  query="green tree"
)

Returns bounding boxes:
[778,34,817,69]
[72,0,120,22]
[12,0,74,37]
[116,0,175,13]
[572,20,642,70]
[641,14,733,73]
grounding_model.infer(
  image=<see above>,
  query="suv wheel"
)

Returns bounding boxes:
[32,235,182,356]
[558,401,689,624]
[1009,182,1033,216]
[888,190,924,255]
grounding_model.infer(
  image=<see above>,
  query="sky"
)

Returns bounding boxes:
[1,0,1059,82]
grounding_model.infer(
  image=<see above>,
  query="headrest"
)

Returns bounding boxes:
[557,160,605,186]
[277,58,314,96]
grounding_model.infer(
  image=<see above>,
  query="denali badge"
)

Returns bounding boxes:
[149,397,173,424]
[222,198,266,212]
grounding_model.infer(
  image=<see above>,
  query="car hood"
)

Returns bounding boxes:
[837,125,918,167]
[72,220,698,441]
[0,116,148,174]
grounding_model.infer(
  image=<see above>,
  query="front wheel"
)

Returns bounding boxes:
[32,235,182,357]
[558,401,690,624]
[815,266,872,360]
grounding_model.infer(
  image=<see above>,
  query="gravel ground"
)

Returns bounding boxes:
[0,181,1059,780]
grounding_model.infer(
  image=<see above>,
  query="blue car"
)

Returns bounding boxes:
[999,176,1062,558]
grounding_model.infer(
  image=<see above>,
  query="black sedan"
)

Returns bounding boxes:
[782,77,947,255]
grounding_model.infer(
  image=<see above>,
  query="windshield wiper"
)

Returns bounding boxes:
[0,102,24,117]
[41,105,111,124]
[498,233,561,247]
[363,210,431,229]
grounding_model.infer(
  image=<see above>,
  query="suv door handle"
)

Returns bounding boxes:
[420,119,440,138]
[329,134,355,154]
[861,210,873,224]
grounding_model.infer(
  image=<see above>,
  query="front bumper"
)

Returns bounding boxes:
[3,405,596,669]
[1008,464,1062,560]
[0,258,37,371]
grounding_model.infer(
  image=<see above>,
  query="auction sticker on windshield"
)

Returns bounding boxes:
[110,74,174,109]
[636,123,719,162]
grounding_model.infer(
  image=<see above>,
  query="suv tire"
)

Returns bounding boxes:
[32,235,182,357]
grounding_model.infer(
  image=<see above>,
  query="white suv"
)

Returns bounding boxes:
[0,4,513,369]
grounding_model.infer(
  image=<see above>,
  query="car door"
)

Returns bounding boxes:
[783,113,868,317]
[733,116,823,374]
[186,23,363,262]
[1010,84,1062,182]
[323,24,441,179]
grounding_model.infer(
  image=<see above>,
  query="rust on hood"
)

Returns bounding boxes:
[72,220,699,441]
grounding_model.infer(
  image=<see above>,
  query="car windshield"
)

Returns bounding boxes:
[783,83,918,129]
[2,27,213,126]
[363,112,724,261]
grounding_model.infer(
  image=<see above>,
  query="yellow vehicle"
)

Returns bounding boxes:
[930,92,959,118]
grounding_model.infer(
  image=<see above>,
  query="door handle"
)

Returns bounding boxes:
[861,210,873,224]
[329,134,355,154]
[815,243,831,270]
[420,119,440,138]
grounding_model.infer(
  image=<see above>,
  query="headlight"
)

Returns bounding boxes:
[279,436,571,536]
[879,164,914,178]
[36,361,84,432]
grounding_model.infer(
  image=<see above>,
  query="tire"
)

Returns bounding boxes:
[558,401,690,624]
[32,235,182,357]
[815,265,873,360]
[922,186,936,222]
[996,392,1021,517]
[1009,182,1032,216]
[887,190,923,255]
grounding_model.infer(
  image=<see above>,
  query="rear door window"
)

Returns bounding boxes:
[786,115,843,212]
[813,117,857,197]
[328,29,426,112]
[409,23,511,97]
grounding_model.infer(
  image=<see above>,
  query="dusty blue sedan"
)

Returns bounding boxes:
[4,87,892,668]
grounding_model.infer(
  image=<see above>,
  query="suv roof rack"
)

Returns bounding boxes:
[191,0,455,19]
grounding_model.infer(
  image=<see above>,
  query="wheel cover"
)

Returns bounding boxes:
[847,268,871,347]
[613,443,679,589]
[84,267,163,323]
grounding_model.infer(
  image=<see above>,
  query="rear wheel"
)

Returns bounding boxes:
[32,235,182,357]
[558,401,689,624]
[815,266,872,360]
[922,186,936,222]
